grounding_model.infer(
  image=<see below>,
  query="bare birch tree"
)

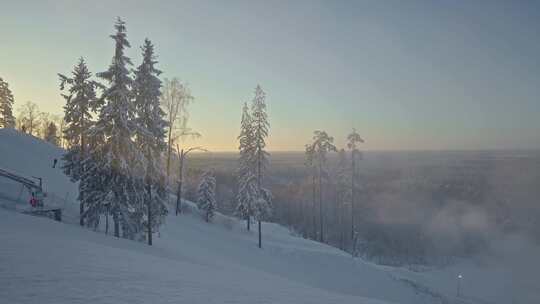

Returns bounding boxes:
[17,101,39,135]
[160,78,199,182]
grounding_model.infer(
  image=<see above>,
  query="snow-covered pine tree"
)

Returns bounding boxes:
[335,148,348,250]
[58,57,100,226]
[309,130,337,243]
[236,102,256,230]
[250,85,272,248]
[347,128,364,241]
[91,18,143,238]
[79,131,108,231]
[133,38,168,245]
[0,77,16,129]
[197,170,217,222]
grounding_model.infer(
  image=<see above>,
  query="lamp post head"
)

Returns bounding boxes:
[458,274,463,279]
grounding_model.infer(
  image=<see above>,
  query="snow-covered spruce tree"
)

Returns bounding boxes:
[91,18,143,238]
[250,85,272,248]
[236,102,256,230]
[347,128,364,242]
[79,131,108,231]
[133,38,168,245]
[58,57,100,226]
[251,85,269,188]
[308,130,337,243]
[0,77,16,129]
[252,184,272,245]
[197,170,217,222]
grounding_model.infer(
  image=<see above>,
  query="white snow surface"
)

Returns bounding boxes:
[1,129,537,304]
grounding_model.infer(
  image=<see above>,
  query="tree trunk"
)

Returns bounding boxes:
[147,184,153,246]
[351,152,355,240]
[257,149,261,189]
[319,161,323,243]
[121,223,127,239]
[255,134,265,247]
[258,220,262,248]
[312,174,316,239]
[176,150,184,215]
[113,211,119,238]
[247,214,251,231]
[79,194,84,226]
[105,209,109,235]
[166,126,173,180]
[336,185,342,250]
[79,115,85,226]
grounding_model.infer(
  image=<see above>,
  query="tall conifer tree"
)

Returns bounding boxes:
[91,18,141,238]
[250,85,272,248]
[59,57,100,226]
[236,102,256,230]
[0,77,16,129]
[197,170,217,222]
[308,130,337,243]
[347,129,364,242]
[133,38,168,245]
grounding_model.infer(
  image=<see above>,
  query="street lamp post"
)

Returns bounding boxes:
[457,274,463,297]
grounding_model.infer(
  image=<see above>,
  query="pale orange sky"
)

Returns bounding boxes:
[2,1,540,151]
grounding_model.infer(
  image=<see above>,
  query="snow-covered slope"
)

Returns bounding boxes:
[1,129,536,304]
[0,208,393,304]
[0,129,78,218]
[0,129,74,195]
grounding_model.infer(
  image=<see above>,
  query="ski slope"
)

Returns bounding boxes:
[0,129,78,218]
[1,207,396,304]
[0,128,537,304]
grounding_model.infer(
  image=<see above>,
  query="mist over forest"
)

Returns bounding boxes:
[181,150,540,266]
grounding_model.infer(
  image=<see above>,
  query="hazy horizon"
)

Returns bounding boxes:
[188,148,540,153]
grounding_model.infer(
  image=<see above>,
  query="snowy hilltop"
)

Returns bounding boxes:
[3,129,538,304]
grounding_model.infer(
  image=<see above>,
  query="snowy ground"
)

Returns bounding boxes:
[0,208,395,304]
[0,129,537,304]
